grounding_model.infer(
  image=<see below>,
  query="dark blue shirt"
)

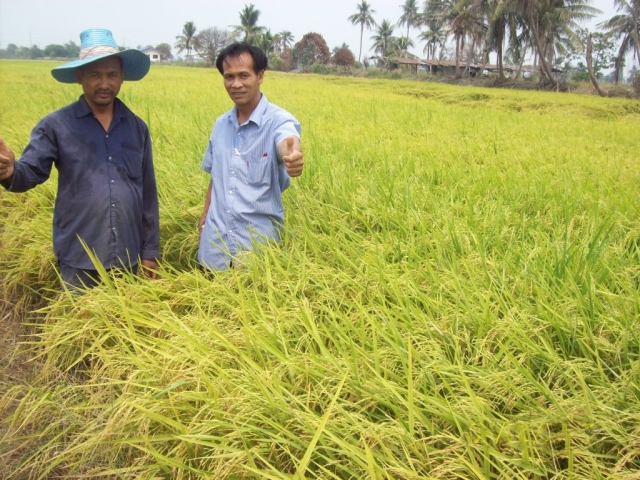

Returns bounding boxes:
[1,96,159,270]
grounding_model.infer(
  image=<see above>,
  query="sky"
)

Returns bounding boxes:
[0,0,622,61]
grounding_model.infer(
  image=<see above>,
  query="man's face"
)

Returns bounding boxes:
[222,52,264,111]
[75,56,123,110]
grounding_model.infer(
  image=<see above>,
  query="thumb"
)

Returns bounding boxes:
[286,136,295,154]
[0,137,14,160]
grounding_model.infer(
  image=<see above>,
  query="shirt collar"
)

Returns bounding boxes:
[74,95,126,119]
[229,94,268,128]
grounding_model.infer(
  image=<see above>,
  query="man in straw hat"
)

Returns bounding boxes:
[0,28,159,289]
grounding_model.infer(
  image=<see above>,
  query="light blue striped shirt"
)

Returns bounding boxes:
[198,95,301,270]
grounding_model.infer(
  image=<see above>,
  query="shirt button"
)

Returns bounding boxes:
[112,227,116,231]
[108,156,112,160]
[229,190,233,194]
[111,203,115,207]
[110,179,114,183]
[106,135,109,138]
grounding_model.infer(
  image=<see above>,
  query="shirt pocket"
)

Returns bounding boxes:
[248,154,272,186]
[122,145,143,179]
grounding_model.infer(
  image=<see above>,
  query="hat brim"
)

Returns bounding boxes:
[51,49,151,83]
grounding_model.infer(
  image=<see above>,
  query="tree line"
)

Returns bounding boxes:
[2,1,638,85]
[174,1,638,84]
[0,42,81,60]
[173,5,350,72]
[348,0,639,86]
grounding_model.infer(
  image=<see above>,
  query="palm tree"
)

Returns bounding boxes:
[370,19,396,67]
[257,29,277,55]
[394,36,416,57]
[278,30,295,50]
[429,0,478,78]
[398,0,421,40]
[515,0,598,86]
[349,1,377,63]
[233,3,265,45]
[598,0,640,84]
[175,21,197,61]
[484,0,521,79]
[418,20,446,59]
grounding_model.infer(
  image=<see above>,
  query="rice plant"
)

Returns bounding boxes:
[1,60,639,478]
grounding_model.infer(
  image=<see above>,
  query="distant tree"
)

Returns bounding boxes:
[277,30,295,51]
[16,46,30,58]
[44,44,68,58]
[6,43,18,58]
[293,32,331,68]
[257,29,277,55]
[175,21,198,61]
[393,36,414,58]
[278,47,294,71]
[397,0,420,40]
[332,47,356,70]
[598,0,640,85]
[332,42,350,55]
[29,45,44,59]
[370,19,396,67]
[628,65,639,83]
[348,1,377,63]
[155,43,174,61]
[64,41,80,58]
[195,27,235,64]
[576,28,616,79]
[233,3,265,45]
[571,61,590,81]
[418,20,446,60]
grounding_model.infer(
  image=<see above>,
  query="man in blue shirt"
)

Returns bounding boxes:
[0,29,159,288]
[197,43,304,270]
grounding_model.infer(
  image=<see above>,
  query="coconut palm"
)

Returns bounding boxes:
[394,36,416,57]
[175,21,198,61]
[429,0,478,78]
[233,3,265,45]
[349,1,378,63]
[257,29,277,55]
[598,0,640,84]
[418,20,446,59]
[398,0,421,40]
[278,30,295,50]
[370,19,396,66]
[515,0,598,85]
[484,0,522,79]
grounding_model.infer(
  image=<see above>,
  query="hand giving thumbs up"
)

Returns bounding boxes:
[281,136,303,177]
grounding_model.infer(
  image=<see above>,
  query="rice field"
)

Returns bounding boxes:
[0,59,639,479]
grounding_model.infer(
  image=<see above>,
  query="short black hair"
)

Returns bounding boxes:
[216,42,268,75]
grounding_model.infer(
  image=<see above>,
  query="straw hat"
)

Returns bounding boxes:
[51,29,150,83]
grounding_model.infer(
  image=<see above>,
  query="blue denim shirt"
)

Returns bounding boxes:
[1,96,159,270]
[197,95,301,270]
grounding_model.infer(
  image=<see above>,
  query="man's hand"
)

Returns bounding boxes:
[0,136,16,181]
[140,259,159,280]
[281,136,303,177]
